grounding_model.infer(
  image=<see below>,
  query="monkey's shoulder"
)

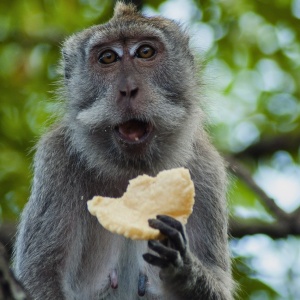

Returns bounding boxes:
[189,137,226,178]
[33,123,73,172]
[32,123,101,192]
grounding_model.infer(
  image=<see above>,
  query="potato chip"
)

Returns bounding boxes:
[87,168,195,240]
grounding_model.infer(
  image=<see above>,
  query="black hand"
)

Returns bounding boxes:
[143,215,187,270]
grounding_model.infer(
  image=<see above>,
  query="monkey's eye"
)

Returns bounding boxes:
[98,50,119,64]
[135,45,156,59]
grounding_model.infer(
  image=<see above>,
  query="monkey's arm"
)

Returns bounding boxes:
[14,201,69,299]
[13,129,80,299]
[143,215,233,300]
[14,197,69,299]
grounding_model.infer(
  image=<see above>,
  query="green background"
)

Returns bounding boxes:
[1,0,299,299]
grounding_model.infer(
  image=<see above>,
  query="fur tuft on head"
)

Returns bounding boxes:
[113,1,138,18]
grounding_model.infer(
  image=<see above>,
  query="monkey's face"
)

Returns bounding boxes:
[62,14,202,175]
[84,36,166,156]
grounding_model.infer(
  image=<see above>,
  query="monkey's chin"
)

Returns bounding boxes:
[114,119,154,149]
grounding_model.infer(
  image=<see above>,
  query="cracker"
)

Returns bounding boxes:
[87,168,195,240]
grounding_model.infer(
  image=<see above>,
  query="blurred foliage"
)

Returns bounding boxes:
[232,256,279,299]
[1,0,300,299]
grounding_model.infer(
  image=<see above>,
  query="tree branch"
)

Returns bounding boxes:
[227,156,300,239]
[235,134,300,159]
[226,156,291,221]
[229,218,292,239]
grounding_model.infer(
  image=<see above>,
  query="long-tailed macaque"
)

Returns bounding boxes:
[14,3,233,299]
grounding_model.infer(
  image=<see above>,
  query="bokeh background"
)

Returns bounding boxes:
[1,0,300,299]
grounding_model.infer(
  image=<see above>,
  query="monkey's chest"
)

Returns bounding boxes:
[96,258,163,299]
[78,236,164,300]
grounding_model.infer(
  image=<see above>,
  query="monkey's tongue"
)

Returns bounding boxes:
[117,120,149,142]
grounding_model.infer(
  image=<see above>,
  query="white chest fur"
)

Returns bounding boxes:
[64,228,164,300]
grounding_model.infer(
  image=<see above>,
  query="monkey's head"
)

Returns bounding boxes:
[60,2,203,178]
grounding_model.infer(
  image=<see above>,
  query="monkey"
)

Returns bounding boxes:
[13,2,234,300]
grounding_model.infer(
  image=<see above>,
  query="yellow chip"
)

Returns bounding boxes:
[87,168,195,240]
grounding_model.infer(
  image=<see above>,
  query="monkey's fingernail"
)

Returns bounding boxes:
[148,219,157,227]
[138,273,148,296]
[109,269,118,289]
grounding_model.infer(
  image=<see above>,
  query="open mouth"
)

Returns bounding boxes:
[114,119,154,144]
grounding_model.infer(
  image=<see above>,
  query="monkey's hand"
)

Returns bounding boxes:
[142,215,233,300]
[143,215,191,282]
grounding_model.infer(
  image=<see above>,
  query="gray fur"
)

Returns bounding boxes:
[14,3,233,299]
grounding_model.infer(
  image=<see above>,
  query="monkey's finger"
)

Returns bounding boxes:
[156,215,187,244]
[143,253,170,269]
[148,219,186,255]
[160,238,169,247]
[148,240,180,265]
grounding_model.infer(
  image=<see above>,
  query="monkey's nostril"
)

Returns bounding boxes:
[131,87,138,98]
[120,87,138,98]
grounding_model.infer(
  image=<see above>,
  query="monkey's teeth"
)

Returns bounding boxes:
[135,137,139,141]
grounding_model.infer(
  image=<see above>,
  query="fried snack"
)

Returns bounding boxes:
[87,168,195,240]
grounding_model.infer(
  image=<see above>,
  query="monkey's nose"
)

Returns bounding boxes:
[119,77,139,98]
[120,86,138,98]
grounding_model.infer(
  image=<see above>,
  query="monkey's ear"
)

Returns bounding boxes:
[61,48,72,81]
[60,32,89,81]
